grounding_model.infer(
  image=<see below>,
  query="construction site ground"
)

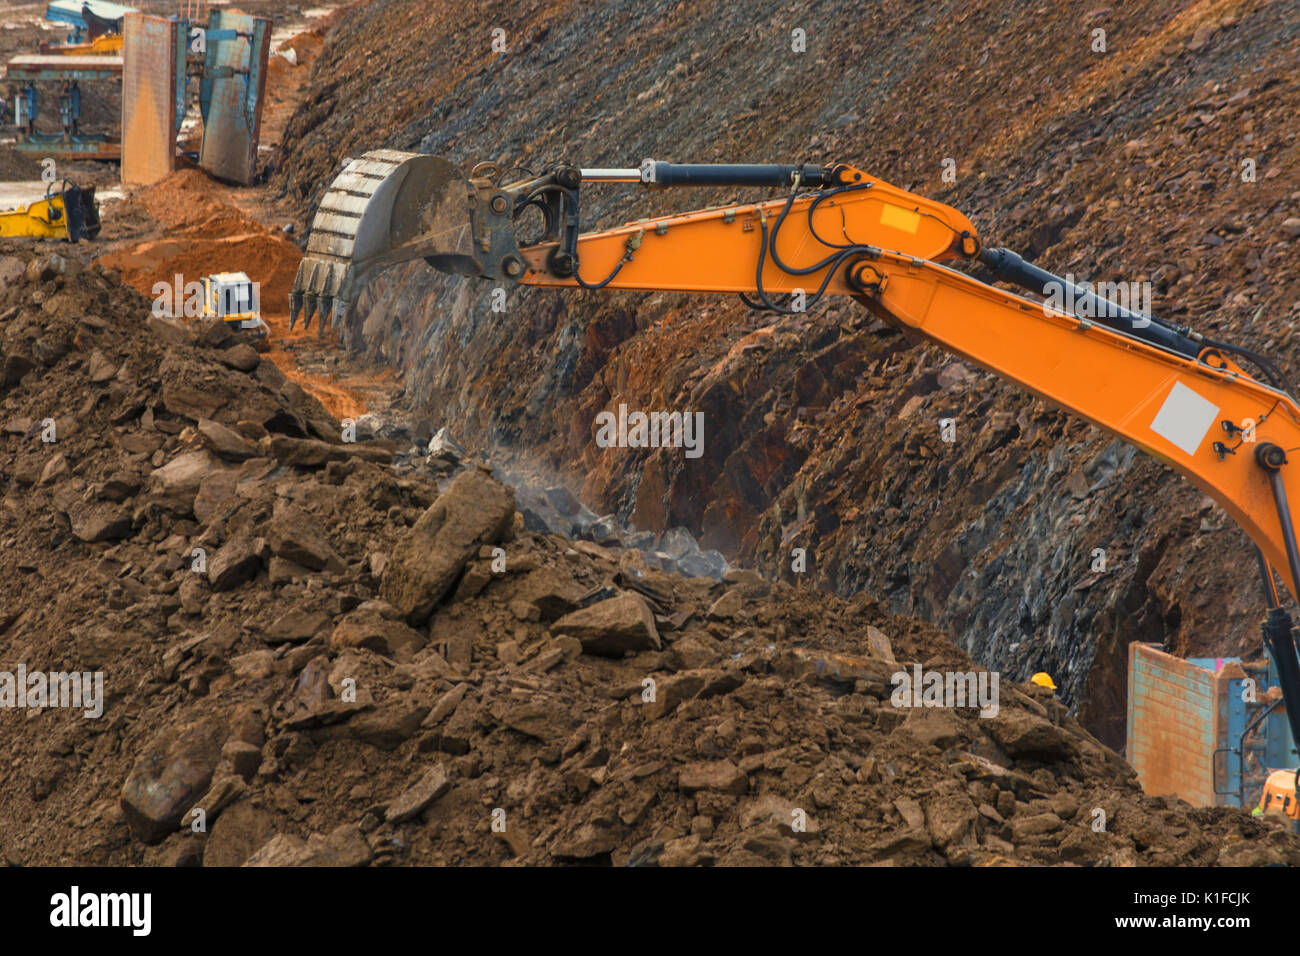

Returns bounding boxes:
[1,0,1299,872]
[2,237,1297,866]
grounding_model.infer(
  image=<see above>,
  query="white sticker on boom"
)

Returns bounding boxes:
[1150,382,1219,456]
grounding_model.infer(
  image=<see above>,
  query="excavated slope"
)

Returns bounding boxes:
[274,0,1300,748]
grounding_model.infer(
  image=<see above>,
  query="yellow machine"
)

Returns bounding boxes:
[201,272,268,334]
[0,183,100,242]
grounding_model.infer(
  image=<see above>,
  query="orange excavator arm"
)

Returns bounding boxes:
[521,169,1300,590]
[290,154,1300,742]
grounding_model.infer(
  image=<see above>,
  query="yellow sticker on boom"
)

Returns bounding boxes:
[880,203,921,234]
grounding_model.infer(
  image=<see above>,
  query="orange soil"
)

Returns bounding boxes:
[97,170,370,420]
[262,31,326,148]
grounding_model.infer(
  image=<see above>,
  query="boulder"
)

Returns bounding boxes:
[904,708,970,750]
[380,469,515,624]
[385,765,451,823]
[707,588,744,619]
[217,343,261,372]
[150,451,214,505]
[678,759,748,795]
[642,671,707,719]
[984,710,1074,760]
[163,380,225,421]
[552,593,661,657]
[66,501,131,542]
[88,349,118,383]
[924,793,978,849]
[208,534,262,591]
[197,418,260,461]
[264,609,330,644]
[492,700,572,742]
[267,502,346,572]
[243,825,372,867]
[330,606,426,660]
[515,566,584,620]
[677,550,727,579]
[120,720,224,843]
[193,470,240,526]
[346,698,430,750]
[270,435,393,467]
[1009,811,1063,839]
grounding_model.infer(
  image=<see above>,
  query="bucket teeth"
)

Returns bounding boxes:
[302,292,318,330]
[329,299,348,337]
[319,295,335,334]
[289,292,302,330]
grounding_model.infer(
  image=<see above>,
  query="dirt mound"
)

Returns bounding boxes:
[1,241,1296,866]
[268,31,325,86]
[0,146,41,182]
[95,169,371,419]
[279,31,325,61]
[105,169,273,240]
[101,233,301,317]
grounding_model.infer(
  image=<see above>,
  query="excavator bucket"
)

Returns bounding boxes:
[289,150,481,335]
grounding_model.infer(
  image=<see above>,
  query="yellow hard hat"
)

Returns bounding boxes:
[1030,672,1057,691]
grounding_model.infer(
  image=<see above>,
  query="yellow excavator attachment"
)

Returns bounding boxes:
[0,185,101,242]
[40,33,124,55]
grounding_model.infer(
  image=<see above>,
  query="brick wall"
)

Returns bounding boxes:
[1127,643,1224,806]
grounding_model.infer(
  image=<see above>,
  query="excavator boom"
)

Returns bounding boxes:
[290,152,1300,750]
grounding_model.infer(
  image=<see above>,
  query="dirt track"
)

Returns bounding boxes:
[95,165,391,419]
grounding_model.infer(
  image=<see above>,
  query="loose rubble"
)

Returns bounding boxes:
[352,408,730,580]
[2,243,1297,866]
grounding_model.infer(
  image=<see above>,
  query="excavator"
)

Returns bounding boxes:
[289,151,1300,818]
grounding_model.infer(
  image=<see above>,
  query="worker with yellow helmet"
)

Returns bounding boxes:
[1030,672,1056,691]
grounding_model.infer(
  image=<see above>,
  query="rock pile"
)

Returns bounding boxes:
[355,409,730,579]
[1,241,1296,866]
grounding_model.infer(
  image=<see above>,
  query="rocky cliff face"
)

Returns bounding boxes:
[276,0,1300,746]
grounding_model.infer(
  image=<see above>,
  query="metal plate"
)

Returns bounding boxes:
[4,54,123,80]
[198,10,269,185]
[120,12,178,186]
[1127,643,1225,806]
